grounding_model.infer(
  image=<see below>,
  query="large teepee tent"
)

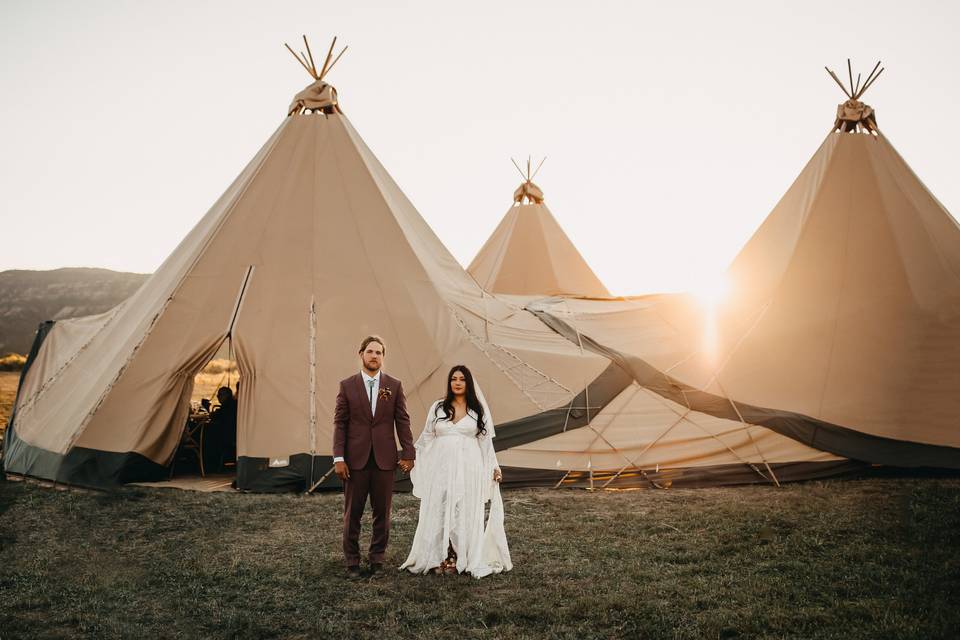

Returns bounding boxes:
[664,62,960,465]
[518,61,960,477]
[468,159,611,298]
[3,39,608,490]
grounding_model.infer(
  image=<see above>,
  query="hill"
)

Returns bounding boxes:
[0,268,149,354]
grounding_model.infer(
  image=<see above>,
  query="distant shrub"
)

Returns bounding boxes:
[0,354,26,372]
[201,359,238,375]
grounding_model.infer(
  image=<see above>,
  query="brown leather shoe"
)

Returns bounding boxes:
[346,565,362,580]
[368,562,384,577]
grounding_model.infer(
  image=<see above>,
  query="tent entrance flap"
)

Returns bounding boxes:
[226,265,256,337]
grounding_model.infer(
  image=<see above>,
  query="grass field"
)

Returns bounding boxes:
[1,476,958,639]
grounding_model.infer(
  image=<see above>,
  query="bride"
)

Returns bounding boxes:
[400,365,512,578]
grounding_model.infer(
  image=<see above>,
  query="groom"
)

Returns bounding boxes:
[333,335,415,578]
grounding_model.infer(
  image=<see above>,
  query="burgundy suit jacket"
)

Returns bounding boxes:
[332,372,415,470]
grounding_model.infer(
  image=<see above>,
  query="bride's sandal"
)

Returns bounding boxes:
[440,544,458,574]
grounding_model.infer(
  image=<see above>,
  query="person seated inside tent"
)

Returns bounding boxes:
[204,386,237,472]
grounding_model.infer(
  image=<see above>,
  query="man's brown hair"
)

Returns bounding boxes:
[359,335,386,355]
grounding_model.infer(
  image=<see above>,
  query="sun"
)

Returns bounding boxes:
[690,273,731,309]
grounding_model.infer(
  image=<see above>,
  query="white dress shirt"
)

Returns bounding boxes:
[333,370,381,464]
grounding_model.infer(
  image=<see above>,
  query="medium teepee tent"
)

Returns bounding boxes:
[468,158,611,298]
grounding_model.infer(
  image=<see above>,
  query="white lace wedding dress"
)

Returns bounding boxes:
[400,398,512,578]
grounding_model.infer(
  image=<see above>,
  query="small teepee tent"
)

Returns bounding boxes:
[468,159,611,298]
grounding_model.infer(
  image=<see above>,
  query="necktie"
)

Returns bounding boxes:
[368,379,375,411]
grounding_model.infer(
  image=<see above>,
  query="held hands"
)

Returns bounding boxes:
[493,468,502,483]
[398,459,415,473]
[334,461,350,481]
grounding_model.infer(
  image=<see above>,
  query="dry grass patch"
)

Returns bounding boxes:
[193,359,239,405]
[0,371,18,433]
[0,353,25,372]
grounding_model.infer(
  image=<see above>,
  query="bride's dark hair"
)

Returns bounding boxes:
[435,365,486,437]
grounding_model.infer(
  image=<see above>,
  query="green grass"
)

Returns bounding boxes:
[1,477,958,639]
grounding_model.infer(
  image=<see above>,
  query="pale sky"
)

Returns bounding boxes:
[2,0,958,295]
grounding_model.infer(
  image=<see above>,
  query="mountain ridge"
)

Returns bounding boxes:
[0,267,150,354]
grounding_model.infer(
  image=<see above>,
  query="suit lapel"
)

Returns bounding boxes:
[354,373,374,422]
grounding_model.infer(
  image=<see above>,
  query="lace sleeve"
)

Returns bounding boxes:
[479,415,501,503]
[480,428,500,474]
[415,401,440,451]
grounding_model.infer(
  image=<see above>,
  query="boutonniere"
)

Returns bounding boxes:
[378,387,392,400]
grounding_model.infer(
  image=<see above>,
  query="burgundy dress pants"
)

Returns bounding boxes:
[342,453,394,566]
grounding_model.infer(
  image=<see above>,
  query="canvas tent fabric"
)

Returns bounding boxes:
[491,296,857,489]
[468,180,611,298]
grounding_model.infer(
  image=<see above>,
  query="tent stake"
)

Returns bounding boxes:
[307,465,336,493]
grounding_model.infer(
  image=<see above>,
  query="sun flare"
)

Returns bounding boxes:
[690,273,731,309]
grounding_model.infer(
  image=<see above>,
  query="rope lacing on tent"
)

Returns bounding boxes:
[10,303,127,421]
[447,304,572,411]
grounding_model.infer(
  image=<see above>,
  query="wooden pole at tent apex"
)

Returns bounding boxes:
[856,60,883,99]
[510,156,547,182]
[285,42,317,79]
[825,59,884,101]
[283,35,348,81]
[303,35,318,77]
[511,157,527,181]
[857,65,884,98]
[847,59,855,97]
[531,156,547,179]
[824,66,851,98]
